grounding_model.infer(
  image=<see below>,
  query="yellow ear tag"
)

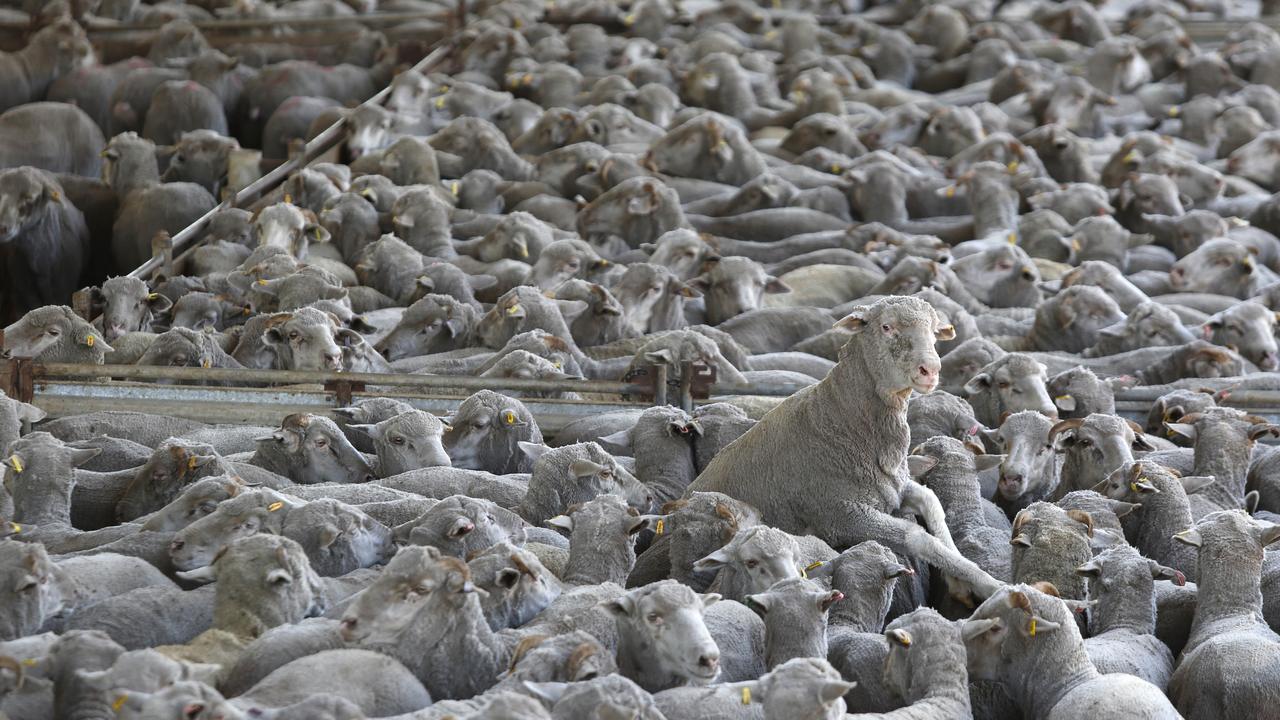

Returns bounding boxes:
[830,164,842,174]
[435,96,446,109]
[21,657,36,667]
[1123,150,1140,164]
[765,29,778,40]
[85,335,94,347]
[51,190,61,202]
[112,695,129,712]
[1071,238,1082,252]
[147,292,159,300]
[1029,618,1037,637]
[655,518,664,535]
[742,687,752,705]
[8,522,20,534]
[1007,161,1019,173]
[201,358,212,369]
[243,306,252,316]
[1055,395,1070,402]
[1007,232,1017,245]
[1130,482,1140,492]
[450,181,460,197]
[505,303,522,316]
[522,73,533,86]
[313,228,322,241]
[8,456,21,473]
[257,279,268,286]
[623,12,636,25]
[188,456,199,471]
[945,186,956,198]
[806,560,824,572]
[504,410,518,425]
[268,501,284,512]
[1168,106,1180,117]
[284,193,293,204]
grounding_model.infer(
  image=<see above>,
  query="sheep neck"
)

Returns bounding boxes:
[1189,538,1264,633]
[1190,420,1251,504]
[923,462,985,536]
[563,529,635,586]
[899,635,973,713]
[395,591,508,700]
[828,581,893,633]
[1132,483,1194,573]
[632,433,697,507]
[763,613,827,669]
[11,466,75,527]
[1005,624,1097,717]
[1089,583,1155,635]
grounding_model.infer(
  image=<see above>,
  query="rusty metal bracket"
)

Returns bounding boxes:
[0,357,35,403]
[325,378,366,407]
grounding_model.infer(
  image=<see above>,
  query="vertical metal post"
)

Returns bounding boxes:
[654,364,668,407]
[679,362,694,412]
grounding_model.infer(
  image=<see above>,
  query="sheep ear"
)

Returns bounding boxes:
[886,628,913,648]
[1091,528,1124,550]
[629,515,657,535]
[973,454,1006,472]
[556,300,590,323]
[833,310,868,333]
[935,323,956,341]
[602,596,635,617]
[1107,500,1140,517]
[597,428,631,450]
[1054,394,1077,412]
[1076,558,1102,577]
[16,401,46,424]
[74,668,108,689]
[905,455,937,478]
[568,458,605,478]
[643,348,678,366]
[349,423,380,439]
[962,372,991,395]
[700,592,721,608]
[67,447,102,467]
[175,566,218,584]
[495,568,521,589]
[1165,422,1196,441]
[1147,560,1186,586]
[1172,528,1202,547]
[744,593,769,614]
[545,515,574,534]
[820,679,857,703]
[1258,522,1280,547]
[764,277,790,294]
[961,617,1003,641]
[1023,615,1060,637]
[1248,424,1280,441]
[523,681,570,703]
[1177,475,1214,495]
[1065,509,1094,537]
[518,441,551,462]
[693,548,731,571]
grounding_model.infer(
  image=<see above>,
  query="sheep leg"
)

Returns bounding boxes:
[898,482,959,554]
[840,501,1003,603]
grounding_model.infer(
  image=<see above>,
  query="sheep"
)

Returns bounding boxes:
[337,545,513,700]
[518,441,654,524]
[546,494,656,585]
[1168,511,1280,719]
[604,580,725,691]
[688,296,1002,604]
[629,492,762,591]
[159,534,326,672]
[909,436,1011,584]
[349,409,451,477]
[692,525,809,601]
[1049,414,1152,501]
[821,541,915,714]
[1077,545,1179,691]
[843,607,973,719]
[988,410,1062,515]
[492,629,615,691]
[745,577,843,669]
[906,390,985,450]
[964,584,1181,719]
[468,541,564,630]
[962,353,1056,426]
[1099,461,1204,580]
[1165,407,1280,518]
[1010,503,1097,601]
[598,405,701,506]
[394,494,528,558]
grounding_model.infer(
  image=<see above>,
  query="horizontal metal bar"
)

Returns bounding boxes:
[709,382,813,397]
[33,362,645,395]
[54,11,450,34]
[127,41,455,281]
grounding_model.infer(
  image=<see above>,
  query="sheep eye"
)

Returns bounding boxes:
[46,328,60,336]
[881,323,892,332]
[600,469,614,479]
[390,436,405,445]
[288,331,300,341]
[314,438,328,448]
[16,580,36,592]
[647,612,662,623]
[745,559,759,569]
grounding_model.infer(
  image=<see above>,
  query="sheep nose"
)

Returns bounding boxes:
[339,617,358,639]
[170,539,184,552]
[698,652,720,670]
[917,365,934,379]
